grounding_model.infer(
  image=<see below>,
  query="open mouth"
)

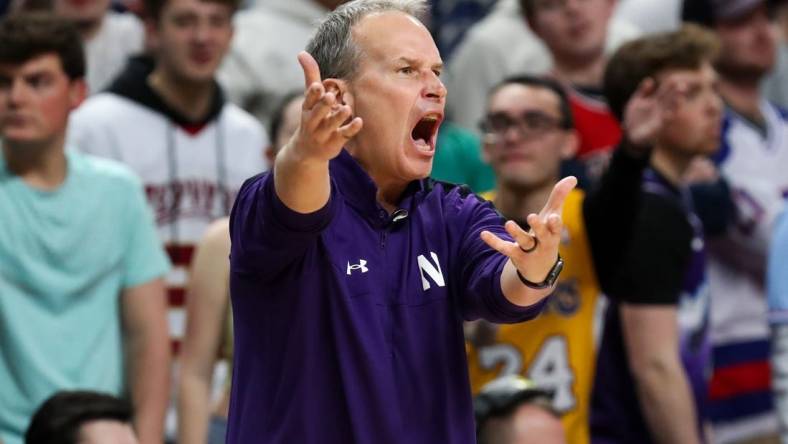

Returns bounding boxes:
[410,114,442,150]
[190,53,214,64]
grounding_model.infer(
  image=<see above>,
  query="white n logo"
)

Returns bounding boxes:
[417,252,445,291]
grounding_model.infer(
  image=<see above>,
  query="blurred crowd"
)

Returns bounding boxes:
[0,0,787,443]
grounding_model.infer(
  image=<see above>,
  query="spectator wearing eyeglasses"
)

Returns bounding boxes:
[465,71,671,444]
[447,0,646,189]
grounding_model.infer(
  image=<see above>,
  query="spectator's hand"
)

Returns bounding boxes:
[623,76,687,151]
[683,156,719,185]
[291,51,363,162]
[481,176,577,282]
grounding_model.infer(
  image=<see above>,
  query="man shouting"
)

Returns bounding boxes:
[227,1,575,442]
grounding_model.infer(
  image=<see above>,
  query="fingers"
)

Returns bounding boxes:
[298,51,322,90]
[306,92,337,132]
[324,117,363,147]
[504,220,537,252]
[317,103,352,134]
[634,77,657,99]
[541,176,577,216]
[546,213,561,234]
[293,62,360,159]
[480,230,518,257]
[631,75,686,114]
[654,75,690,122]
[336,117,363,139]
[303,82,325,112]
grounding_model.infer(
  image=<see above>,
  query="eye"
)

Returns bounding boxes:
[27,74,49,89]
[432,69,442,77]
[398,66,415,75]
[172,14,196,27]
[685,84,702,101]
[209,14,229,27]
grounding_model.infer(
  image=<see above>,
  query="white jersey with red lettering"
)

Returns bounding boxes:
[68,56,267,354]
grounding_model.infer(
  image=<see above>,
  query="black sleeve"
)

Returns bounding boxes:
[582,140,651,295]
[610,194,694,305]
[690,177,736,238]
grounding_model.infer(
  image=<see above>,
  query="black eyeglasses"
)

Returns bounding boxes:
[473,376,557,433]
[480,110,569,142]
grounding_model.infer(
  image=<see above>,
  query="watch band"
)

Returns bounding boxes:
[516,254,564,290]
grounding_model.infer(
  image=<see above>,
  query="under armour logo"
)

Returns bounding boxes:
[347,259,369,275]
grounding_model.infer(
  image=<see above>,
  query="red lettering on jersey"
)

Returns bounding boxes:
[168,287,187,307]
[166,244,195,266]
[144,181,235,225]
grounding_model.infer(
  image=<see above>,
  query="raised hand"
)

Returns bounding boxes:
[480,176,577,283]
[274,52,364,214]
[623,75,687,150]
[291,51,363,161]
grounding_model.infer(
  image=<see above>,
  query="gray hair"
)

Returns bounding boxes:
[305,0,428,80]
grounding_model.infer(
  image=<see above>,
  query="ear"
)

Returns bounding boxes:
[323,78,350,106]
[264,145,275,165]
[559,130,579,160]
[68,78,87,110]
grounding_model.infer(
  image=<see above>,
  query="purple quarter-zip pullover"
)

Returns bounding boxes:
[227,150,545,444]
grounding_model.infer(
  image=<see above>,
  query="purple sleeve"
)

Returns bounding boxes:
[229,171,336,280]
[450,191,546,323]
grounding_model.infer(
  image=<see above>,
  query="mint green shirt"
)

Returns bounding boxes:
[431,122,496,193]
[0,149,170,444]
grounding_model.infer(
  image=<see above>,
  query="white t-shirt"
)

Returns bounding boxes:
[217,0,329,126]
[84,12,144,94]
[614,0,681,35]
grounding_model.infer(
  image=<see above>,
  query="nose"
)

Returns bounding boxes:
[7,78,27,105]
[707,91,723,119]
[193,19,211,43]
[563,0,582,14]
[424,72,447,100]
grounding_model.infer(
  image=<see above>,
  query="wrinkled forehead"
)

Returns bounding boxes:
[351,11,442,67]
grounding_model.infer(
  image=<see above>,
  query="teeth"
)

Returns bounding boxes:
[422,114,440,122]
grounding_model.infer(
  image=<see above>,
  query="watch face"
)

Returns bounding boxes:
[546,256,564,286]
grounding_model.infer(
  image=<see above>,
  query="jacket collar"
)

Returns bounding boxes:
[329,149,426,227]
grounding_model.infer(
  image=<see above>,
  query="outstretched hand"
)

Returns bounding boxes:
[290,51,363,161]
[623,75,688,150]
[481,176,577,282]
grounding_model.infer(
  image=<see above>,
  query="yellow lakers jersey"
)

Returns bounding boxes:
[467,189,601,444]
